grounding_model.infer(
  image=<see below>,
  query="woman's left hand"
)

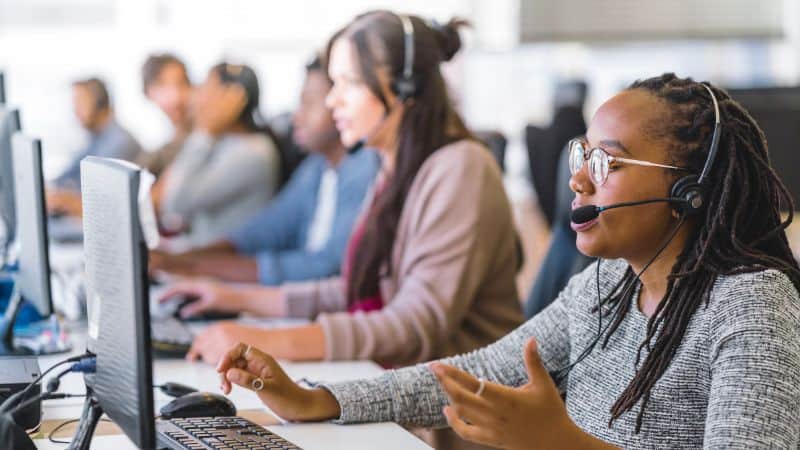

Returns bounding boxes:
[187,322,269,364]
[431,337,582,450]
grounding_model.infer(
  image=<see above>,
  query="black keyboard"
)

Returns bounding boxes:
[157,416,303,449]
[151,317,193,357]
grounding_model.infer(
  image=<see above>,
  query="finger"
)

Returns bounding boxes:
[216,342,248,374]
[442,406,498,447]
[226,368,275,393]
[523,337,552,386]
[430,362,481,393]
[179,298,211,318]
[185,341,202,362]
[433,367,489,411]
[158,283,198,303]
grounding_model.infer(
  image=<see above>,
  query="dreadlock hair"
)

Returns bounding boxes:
[599,73,800,432]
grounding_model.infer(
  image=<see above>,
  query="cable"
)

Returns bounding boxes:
[47,417,111,444]
[552,216,687,384]
[0,354,95,414]
[8,392,85,416]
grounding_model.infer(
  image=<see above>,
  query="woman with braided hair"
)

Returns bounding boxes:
[214,73,800,449]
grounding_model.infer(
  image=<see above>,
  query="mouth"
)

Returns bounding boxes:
[571,217,599,232]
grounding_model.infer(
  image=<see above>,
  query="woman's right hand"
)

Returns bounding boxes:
[159,280,244,318]
[217,342,342,422]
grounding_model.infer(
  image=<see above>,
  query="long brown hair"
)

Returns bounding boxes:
[328,11,473,304]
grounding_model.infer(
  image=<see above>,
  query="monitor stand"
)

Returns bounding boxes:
[66,383,104,450]
[0,279,72,356]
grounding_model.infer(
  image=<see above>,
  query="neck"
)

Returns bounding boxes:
[628,220,691,316]
[321,142,347,167]
[91,111,112,134]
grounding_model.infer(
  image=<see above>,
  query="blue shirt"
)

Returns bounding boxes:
[227,148,380,285]
[55,119,142,190]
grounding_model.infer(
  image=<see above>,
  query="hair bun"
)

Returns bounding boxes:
[431,18,469,62]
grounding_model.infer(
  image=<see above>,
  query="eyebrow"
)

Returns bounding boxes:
[598,139,632,156]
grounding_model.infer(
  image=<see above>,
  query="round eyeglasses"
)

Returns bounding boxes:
[568,138,690,186]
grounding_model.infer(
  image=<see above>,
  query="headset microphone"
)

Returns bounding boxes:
[570,198,686,224]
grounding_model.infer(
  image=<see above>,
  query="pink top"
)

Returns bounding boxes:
[342,180,386,314]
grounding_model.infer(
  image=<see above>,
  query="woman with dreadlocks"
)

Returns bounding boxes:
[213,73,800,449]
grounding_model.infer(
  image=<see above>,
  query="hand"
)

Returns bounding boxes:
[150,250,193,276]
[187,322,267,364]
[431,338,580,450]
[46,189,83,217]
[216,342,341,422]
[159,280,244,318]
[193,83,247,137]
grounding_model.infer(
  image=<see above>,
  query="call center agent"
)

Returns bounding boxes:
[157,62,281,246]
[136,52,193,178]
[149,55,380,286]
[161,11,524,367]
[214,74,800,449]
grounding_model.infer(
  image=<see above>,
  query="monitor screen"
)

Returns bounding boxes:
[11,133,53,317]
[80,156,156,449]
[0,107,20,246]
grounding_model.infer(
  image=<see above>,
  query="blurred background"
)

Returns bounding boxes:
[3,0,800,292]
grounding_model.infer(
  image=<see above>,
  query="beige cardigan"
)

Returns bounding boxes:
[281,139,523,365]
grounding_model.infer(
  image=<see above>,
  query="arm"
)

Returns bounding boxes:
[161,133,278,218]
[703,270,800,448]
[225,156,318,255]
[317,262,597,427]
[317,145,515,363]
[248,158,375,285]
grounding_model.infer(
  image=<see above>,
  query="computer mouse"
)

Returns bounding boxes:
[159,392,237,419]
[175,297,239,322]
[158,382,199,398]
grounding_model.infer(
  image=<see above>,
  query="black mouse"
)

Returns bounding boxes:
[175,297,239,322]
[159,392,237,419]
[158,382,198,398]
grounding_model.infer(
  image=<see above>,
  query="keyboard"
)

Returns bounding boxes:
[157,416,303,449]
[151,317,193,357]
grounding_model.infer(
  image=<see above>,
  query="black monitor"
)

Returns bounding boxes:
[0,72,5,104]
[727,86,800,210]
[0,107,21,254]
[80,156,156,449]
[0,133,70,355]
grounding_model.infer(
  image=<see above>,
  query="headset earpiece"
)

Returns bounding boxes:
[390,13,419,101]
[670,174,704,217]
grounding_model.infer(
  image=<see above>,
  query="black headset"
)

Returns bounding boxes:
[669,83,722,217]
[390,13,419,101]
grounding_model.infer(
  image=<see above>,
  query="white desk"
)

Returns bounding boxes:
[33,327,432,449]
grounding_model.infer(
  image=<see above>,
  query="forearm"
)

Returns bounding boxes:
[182,254,259,282]
[260,325,326,361]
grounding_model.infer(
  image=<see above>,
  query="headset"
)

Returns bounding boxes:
[668,83,722,217]
[390,13,419,101]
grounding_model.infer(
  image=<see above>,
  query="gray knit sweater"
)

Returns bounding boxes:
[322,259,800,449]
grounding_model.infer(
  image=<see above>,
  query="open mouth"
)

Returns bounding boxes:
[571,217,599,232]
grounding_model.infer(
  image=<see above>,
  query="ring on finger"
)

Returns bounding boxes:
[475,378,486,397]
[251,377,264,391]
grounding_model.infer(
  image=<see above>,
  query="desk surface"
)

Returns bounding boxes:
[33,326,431,449]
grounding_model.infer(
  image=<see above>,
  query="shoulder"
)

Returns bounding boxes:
[424,139,495,173]
[339,148,381,177]
[708,268,800,331]
[222,132,278,160]
[413,139,498,191]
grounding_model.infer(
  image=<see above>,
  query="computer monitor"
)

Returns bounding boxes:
[727,86,800,210]
[0,107,21,252]
[80,156,156,449]
[0,133,70,356]
[0,72,6,104]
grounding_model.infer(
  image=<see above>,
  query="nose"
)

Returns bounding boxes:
[324,85,339,110]
[569,165,595,195]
